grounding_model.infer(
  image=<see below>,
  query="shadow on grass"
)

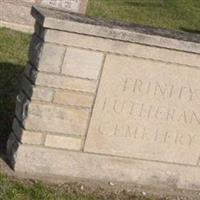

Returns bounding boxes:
[180,27,200,34]
[0,62,24,157]
[121,0,164,8]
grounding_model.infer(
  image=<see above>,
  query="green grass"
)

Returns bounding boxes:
[87,0,200,32]
[0,172,170,200]
[0,173,158,200]
[0,173,98,200]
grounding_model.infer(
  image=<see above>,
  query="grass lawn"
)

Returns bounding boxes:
[0,173,97,200]
[87,0,200,33]
[0,172,169,200]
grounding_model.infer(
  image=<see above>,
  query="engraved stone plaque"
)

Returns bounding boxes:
[38,0,88,13]
[84,54,200,165]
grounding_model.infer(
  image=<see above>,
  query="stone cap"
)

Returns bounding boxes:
[32,5,200,53]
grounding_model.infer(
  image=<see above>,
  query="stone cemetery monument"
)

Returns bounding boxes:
[7,5,200,191]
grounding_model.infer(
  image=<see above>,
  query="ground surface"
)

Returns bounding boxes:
[87,0,200,33]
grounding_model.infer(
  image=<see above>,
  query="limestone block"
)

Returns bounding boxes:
[29,35,66,73]
[45,134,82,150]
[54,89,94,108]
[12,118,44,145]
[22,76,54,102]
[24,103,90,136]
[21,131,44,145]
[24,64,97,94]
[38,42,66,73]
[44,30,200,68]
[62,48,104,80]
[36,72,97,93]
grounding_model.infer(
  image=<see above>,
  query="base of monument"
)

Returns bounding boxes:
[14,144,200,191]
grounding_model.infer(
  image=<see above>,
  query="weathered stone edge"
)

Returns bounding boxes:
[15,145,200,191]
[31,6,200,54]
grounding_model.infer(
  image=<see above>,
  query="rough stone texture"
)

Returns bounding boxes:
[34,21,44,37]
[15,92,30,125]
[15,145,200,190]
[7,133,20,167]
[8,5,200,192]
[28,35,43,67]
[24,63,38,83]
[23,103,90,136]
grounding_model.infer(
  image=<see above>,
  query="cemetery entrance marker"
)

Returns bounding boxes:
[7,5,200,191]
